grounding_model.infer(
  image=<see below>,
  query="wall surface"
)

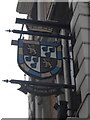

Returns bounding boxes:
[70,2,90,118]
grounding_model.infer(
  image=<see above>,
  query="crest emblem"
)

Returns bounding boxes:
[17,39,62,79]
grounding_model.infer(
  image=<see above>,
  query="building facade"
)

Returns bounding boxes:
[16,1,90,119]
[68,2,90,120]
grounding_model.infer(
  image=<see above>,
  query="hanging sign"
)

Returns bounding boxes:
[18,84,62,96]
[17,39,62,79]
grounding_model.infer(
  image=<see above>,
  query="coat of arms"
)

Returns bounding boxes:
[17,39,62,79]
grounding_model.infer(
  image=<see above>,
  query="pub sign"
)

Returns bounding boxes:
[17,39,62,79]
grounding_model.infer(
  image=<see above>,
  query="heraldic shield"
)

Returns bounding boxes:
[17,39,62,79]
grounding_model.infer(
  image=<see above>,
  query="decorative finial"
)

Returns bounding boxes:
[5,29,12,32]
[2,79,9,83]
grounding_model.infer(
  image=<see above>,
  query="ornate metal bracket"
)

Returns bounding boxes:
[3,79,75,96]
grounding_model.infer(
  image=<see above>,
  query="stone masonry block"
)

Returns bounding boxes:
[76,59,89,91]
[75,15,90,37]
[73,29,90,60]
[81,76,90,102]
[78,44,89,67]
[71,2,89,32]
[79,95,90,118]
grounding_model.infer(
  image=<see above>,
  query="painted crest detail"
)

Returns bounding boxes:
[17,39,62,79]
